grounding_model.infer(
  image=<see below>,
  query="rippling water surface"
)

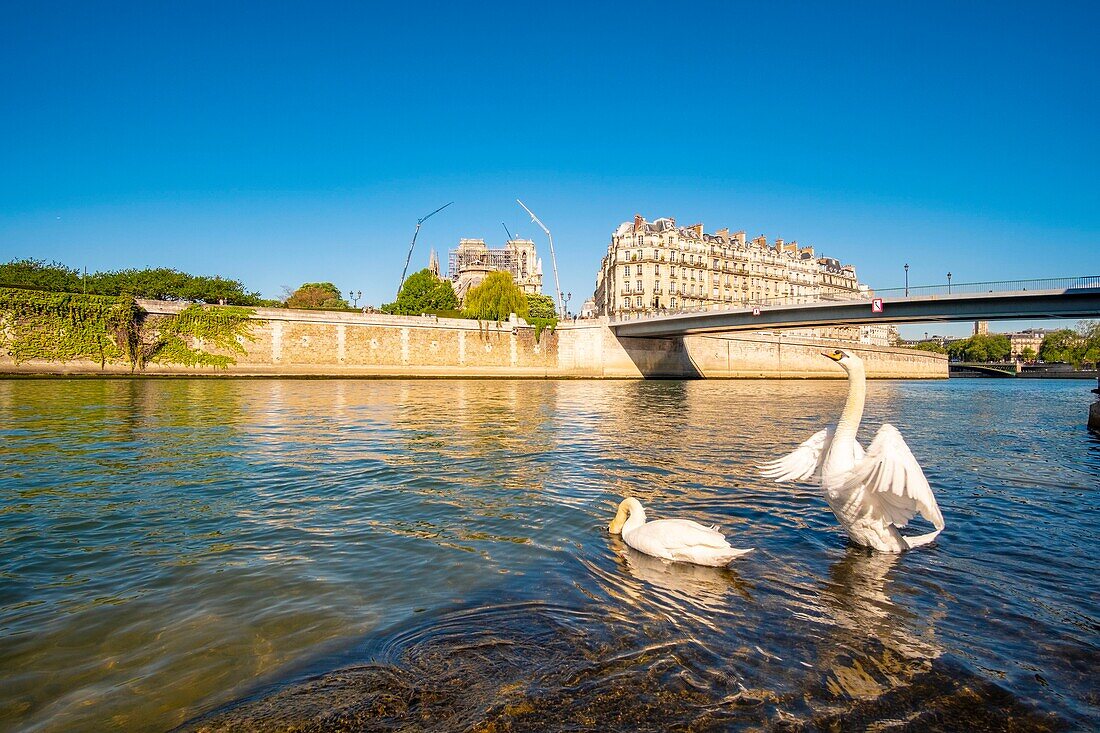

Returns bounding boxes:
[1,378,1097,731]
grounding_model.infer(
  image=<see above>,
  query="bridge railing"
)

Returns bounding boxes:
[873,275,1100,299]
[608,275,1100,323]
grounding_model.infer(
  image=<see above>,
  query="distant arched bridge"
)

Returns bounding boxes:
[610,276,1100,339]
[948,362,1019,377]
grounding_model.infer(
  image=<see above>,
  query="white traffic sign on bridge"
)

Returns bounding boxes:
[871,298,884,313]
[752,307,761,316]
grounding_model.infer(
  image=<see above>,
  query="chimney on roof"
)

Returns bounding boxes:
[716,227,729,240]
[633,214,644,231]
[690,223,703,238]
[753,235,767,247]
[734,231,746,245]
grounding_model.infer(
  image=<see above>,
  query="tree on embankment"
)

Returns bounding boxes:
[0,258,277,306]
[285,282,349,310]
[463,271,528,321]
[525,293,557,320]
[945,333,1012,362]
[1039,322,1100,367]
[381,269,459,315]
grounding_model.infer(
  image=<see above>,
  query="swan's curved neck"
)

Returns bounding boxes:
[614,497,647,534]
[836,364,866,441]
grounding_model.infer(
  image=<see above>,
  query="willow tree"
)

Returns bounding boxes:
[463,271,528,321]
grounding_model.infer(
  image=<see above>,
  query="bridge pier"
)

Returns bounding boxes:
[1090,378,1100,433]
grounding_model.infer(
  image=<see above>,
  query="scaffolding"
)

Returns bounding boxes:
[447,239,530,283]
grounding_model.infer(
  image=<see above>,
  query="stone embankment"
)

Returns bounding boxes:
[0,300,946,379]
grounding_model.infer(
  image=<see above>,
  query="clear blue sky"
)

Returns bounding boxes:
[1,1,1096,336]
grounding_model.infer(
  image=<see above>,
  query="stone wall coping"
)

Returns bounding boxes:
[134,299,572,333]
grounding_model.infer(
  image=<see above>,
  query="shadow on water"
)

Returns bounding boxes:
[181,591,1066,732]
[182,540,1068,732]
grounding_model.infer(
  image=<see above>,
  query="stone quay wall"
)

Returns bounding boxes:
[0,300,946,379]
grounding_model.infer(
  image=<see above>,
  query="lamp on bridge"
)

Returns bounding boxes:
[904,263,909,297]
[947,272,953,294]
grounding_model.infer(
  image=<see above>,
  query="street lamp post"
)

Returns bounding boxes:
[517,200,566,319]
[904,263,909,297]
[947,272,952,294]
[398,202,453,299]
[348,290,362,308]
[565,291,572,318]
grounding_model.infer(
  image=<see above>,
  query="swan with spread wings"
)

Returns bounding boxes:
[760,349,944,552]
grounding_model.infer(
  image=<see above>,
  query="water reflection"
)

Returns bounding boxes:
[1,378,1096,731]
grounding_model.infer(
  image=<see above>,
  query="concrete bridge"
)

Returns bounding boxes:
[610,276,1100,339]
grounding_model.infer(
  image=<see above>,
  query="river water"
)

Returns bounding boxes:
[0,378,1096,731]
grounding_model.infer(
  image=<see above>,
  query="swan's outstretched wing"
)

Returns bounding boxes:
[760,427,833,482]
[842,424,944,530]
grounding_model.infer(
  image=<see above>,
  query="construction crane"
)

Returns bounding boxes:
[502,222,516,242]
[398,202,453,298]
[516,200,566,318]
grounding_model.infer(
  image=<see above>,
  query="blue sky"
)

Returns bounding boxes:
[1,1,1096,336]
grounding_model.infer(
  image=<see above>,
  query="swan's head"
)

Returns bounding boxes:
[820,349,863,372]
[609,497,641,534]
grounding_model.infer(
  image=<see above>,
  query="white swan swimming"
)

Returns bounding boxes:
[760,349,945,552]
[608,497,753,566]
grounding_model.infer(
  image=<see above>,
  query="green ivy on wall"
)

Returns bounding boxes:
[142,304,256,369]
[0,288,136,366]
[0,288,257,370]
[527,317,557,343]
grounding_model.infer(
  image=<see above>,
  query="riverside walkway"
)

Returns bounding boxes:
[611,276,1100,338]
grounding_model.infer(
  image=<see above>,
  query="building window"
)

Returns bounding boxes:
[670,297,677,308]
[623,299,630,309]
[636,280,642,291]
[654,264,660,275]
[623,266,630,278]
[636,264,643,275]
[635,297,642,308]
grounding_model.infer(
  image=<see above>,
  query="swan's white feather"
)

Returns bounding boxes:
[841,424,945,531]
[760,427,832,482]
[611,501,753,567]
[758,350,945,553]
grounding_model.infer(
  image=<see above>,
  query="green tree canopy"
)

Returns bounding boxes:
[1039,329,1080,364]
[945,333,1011,362]
[0,259,81,292]
[911,340,946,354]
[463,271,528,321]
[0,258,273,306]
[286,282,348,310]
[525,292,557,320]
[1019,346,1037,362]
[381,269,459,315]
[1039,322,1100,367]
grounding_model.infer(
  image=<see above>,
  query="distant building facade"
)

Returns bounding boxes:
[448,238,543,301]
[593,215,864,317]
[1005,328,1049,360]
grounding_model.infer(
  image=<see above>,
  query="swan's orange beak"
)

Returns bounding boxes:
[821,351,844,361]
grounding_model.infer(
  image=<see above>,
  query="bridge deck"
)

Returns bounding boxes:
[610,287,1100,339]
